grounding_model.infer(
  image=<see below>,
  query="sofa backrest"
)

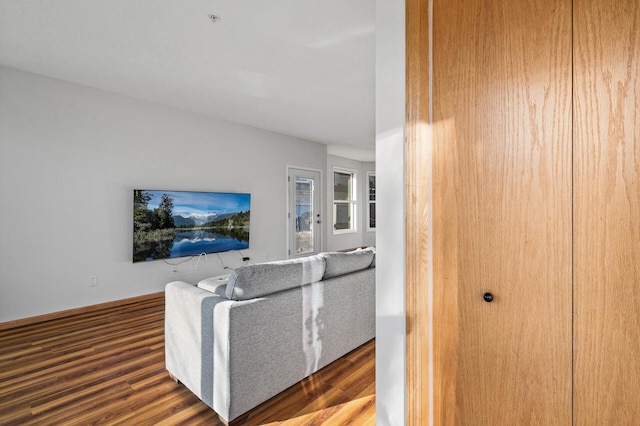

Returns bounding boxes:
[320,247,375,279]
[225,254,325,300]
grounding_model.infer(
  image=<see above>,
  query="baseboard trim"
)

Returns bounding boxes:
[0,291,164,331]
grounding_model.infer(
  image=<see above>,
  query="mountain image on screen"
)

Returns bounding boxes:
[133,189,251,262]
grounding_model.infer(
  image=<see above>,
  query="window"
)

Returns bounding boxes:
[333,168,357,234]
[366,172,376,231]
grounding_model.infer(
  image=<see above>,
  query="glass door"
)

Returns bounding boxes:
[287,168,322,258]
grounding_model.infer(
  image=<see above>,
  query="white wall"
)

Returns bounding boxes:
[325,155,376,251]
[375,0,406,424]
[0,66,327,323]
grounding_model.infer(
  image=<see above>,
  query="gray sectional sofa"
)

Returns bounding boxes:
[164,247,375,424]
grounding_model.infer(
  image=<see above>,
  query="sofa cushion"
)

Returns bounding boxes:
[197,274,232,297]
[225,255,325,300]
[354,246,376,267]
[321,247,375,279]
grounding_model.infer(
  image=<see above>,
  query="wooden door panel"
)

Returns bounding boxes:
[431,0,573,423]
[573,1,640,423]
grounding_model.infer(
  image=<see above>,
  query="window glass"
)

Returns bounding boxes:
[333,168,356,234]
[295,178,314,253]
[334,172,352,201]
[367,172,376,231]
[334,203,352,230]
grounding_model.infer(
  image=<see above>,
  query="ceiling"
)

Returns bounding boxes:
[0,1,375,160]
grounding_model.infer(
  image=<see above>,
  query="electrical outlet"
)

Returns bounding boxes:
[89,276,98,287]
[171,267,177,273]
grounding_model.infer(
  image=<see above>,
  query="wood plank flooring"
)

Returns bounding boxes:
[0,293,375,425]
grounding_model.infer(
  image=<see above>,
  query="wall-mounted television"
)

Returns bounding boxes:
[133,189,251,262]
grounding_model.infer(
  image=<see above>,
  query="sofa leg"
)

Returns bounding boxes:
[223,415,251,426]
[167,371,181,384]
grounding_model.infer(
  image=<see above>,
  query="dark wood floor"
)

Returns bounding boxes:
[0,293,375,425]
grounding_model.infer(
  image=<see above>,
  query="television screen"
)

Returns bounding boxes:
[133,189,251,262]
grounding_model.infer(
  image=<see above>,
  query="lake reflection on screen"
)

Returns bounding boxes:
[170,230,249,258]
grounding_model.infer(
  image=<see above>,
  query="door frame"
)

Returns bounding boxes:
[405,0,431,423]
[405,0,456,424]
[286,165,324,259]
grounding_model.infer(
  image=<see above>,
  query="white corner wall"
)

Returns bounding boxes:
[325,155,376,251]
[375,0,406,424]
[0,66,327,323]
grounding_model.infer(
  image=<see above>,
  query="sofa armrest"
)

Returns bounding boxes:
[165,281,230,409]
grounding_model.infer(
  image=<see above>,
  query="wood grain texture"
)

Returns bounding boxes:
[431,0,573,424]
[0,293,375,425]
[0,292,165,331]
[431,117,460,426]
[405,0,432,424]
[573,1,640,424]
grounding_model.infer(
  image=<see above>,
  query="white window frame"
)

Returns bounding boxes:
[332,167,357,235]
[366,171,376,232]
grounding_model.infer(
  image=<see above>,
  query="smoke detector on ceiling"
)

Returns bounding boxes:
[208,14,221,23]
